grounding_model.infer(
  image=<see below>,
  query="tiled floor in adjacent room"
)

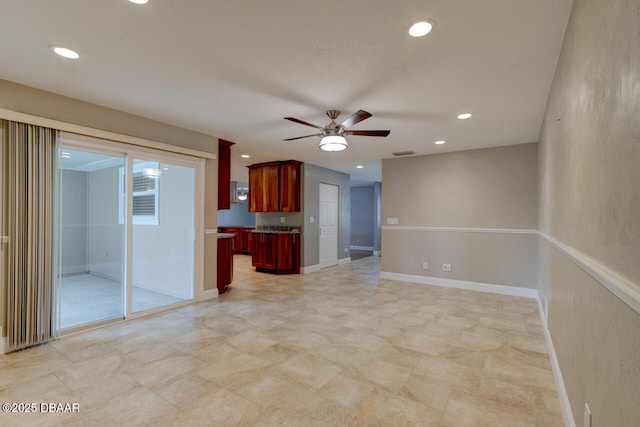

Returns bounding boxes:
[0,254,563,426]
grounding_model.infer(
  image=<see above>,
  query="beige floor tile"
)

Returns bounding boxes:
[225,329,280,354]
[269,353,341,389]
[74,373,140,407]
[483,354,557,392]
[441,390,534,427]
[54,353,129,390]
[63,386,175,427]
[392,330,450,356]
[320,374,374,409]
[350,387,442,427]
[350,359,412,393]
[154,375,219,406]
[532,387,565,427]
[197,352,272,383]
[399,372,452,410]
[234,374,294,408]
[124,354,206,390]
[0,255,564,426]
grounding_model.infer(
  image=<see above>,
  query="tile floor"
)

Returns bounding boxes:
[60,274,185,329]
[0,255,563,426]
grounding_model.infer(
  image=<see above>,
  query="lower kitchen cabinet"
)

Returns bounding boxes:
[218,227,254,254]
[217,236,233,294]
[239,228,254,254]
[251,232,300,274]
[252,232,277,270]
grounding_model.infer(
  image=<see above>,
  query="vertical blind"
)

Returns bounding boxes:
[6,121,57,351]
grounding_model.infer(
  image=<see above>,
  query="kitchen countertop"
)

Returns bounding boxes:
[251,227,302,234]
[217,233,235,239]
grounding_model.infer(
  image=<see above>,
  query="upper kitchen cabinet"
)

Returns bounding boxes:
[248,160,301,212]
[217,139,235,210]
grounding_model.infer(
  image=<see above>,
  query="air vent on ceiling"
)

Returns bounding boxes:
[391,150,415,156]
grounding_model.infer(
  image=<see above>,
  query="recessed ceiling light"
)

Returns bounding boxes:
[457,113,473,120]
[408,21,434,37]
[241,154,250,158]
[61,152,71,158]
[51,46,79,59]
[356,165,364,169]
[434,140,446,145]
[128,0,149,4]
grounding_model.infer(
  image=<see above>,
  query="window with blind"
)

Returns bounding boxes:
[119,161,160,225]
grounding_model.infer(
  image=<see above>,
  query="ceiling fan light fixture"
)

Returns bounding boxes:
[319,135,348,152]
[408,21,434,37]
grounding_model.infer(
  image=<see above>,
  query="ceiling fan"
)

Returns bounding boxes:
[284,109,390,152]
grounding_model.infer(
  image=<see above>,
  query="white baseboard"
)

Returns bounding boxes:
[196,288,219,301]
[350,245,374,251]
[303,258,351,273]
[302,264,322,274]
[536,297,576,427]
[379,271,538,299]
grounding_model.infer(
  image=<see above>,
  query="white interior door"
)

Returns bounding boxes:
[319,183,339,268]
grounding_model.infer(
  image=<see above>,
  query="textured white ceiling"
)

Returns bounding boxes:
[0,0,573,185]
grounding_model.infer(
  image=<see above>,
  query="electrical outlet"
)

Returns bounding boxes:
[387,217,398,225]
[280,216,286,223]
[309,216,314,223]
[442,263,451,272]
[422,261,429,270]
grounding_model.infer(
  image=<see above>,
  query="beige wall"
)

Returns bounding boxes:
[0,79,217,153]
[382,143,538,230]
[0,81,221,338]
[538,0,640,425]
[382,143,538,288]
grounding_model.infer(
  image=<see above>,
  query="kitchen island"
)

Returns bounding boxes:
[251,226,301,274]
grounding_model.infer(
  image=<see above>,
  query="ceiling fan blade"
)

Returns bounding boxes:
[284,117,324,129]
[283,133,322,141]
[339,110,372,128]
[348,130,391,137]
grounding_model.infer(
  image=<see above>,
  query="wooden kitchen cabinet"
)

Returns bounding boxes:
[251,232,300,274]
[278,161,301,212]
[219,227,254,254]
[240,228,254,254]
[248,162,279,212]
[217,236,233,294]
[248,160,301,212]
[276,233,300,272]
[218,139,235,210]
[252,232,278,270]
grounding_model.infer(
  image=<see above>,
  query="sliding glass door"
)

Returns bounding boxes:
[58,134,200,331]
[59,148,125,329]
[130,158,195,313]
